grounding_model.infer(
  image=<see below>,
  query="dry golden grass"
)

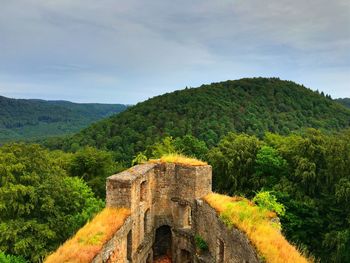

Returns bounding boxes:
[150,154,207,166]
[204,193,310,263]
[45,208,130,263]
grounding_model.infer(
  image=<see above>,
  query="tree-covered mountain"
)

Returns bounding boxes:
[336,98,350,108]
[0,96,128,142]
[3,78,350,262]
[55,78,350,163]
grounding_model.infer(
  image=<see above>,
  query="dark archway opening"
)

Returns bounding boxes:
[153,225,172,260]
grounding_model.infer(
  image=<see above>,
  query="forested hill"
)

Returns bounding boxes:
[0,96,127,142]
[336,98,350,108]
[55,78,350,162]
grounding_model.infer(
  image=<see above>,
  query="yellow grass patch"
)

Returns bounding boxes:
[151,154,207,166]
[45,208,130,263]
[204,193,310,263]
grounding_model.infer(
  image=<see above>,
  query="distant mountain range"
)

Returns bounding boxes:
[336,98,350,108]
[0,96,128,142]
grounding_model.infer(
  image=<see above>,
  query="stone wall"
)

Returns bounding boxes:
[93,161,260,263]
[195,200,260,263]
[92,217,132,263]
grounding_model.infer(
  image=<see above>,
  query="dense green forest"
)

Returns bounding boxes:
[1,78,350,262]
[46,78,350,164]
[0,144,112,262]
[0,96,127,142]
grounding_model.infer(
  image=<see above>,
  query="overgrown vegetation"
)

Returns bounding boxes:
[253,191,285,216]
[44,208,130,263]
[204,193,309,263]
[0,252,27,263]
[208,129,350,262]
[195,235,209,252]
[151,153,207,166]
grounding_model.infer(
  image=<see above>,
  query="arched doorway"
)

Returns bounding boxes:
[153,225,172,260]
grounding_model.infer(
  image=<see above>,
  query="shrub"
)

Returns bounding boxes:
[0,252,27,263]
[253,191,285,216]
[195,235,208,251]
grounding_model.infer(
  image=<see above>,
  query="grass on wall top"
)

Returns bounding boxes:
[151,154,207,166]
[44,208,130,263]
[204,193,311,263]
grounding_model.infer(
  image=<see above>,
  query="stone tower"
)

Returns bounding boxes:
[106,162,212,262]
[103,161,259,263]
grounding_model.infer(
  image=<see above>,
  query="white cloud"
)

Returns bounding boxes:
[0,0,349,102]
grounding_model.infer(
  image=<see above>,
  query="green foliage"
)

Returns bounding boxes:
[0,144,104,262]
[148,136,178,158]
[67,147,117,198]
[323,230,350,263]
[335,178,350,203]
[253,146,287,189]
[173,135,209,160]
[255,146,287,176]
[219,212,234,230]
[253,191,285,216]
[0,252,27,263]
[47,78,350,164]
[209,129,350,262]
[135,135,208,162]
[0,95,127,143]
[195,235,209,251]
[207,133,262,195]
[132,152,148,165]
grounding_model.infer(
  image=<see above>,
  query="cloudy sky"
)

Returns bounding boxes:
[0,0,349,104]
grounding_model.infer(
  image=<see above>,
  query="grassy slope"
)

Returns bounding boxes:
[0,96,127,142]
[61,78,350,162]
[204,193,310,263]
[45,208,130,263]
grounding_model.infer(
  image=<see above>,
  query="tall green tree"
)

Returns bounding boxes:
[173,135,208,160]
[68,146,117,198]
[0,144,103,262]
[253,146,287,189]
[208,133,262,195]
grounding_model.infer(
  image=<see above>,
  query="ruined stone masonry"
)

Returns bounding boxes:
[93,161,260,263]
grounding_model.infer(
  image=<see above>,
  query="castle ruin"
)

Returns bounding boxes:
[93,161,260,263]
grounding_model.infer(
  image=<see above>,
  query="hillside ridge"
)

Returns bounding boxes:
[56,77,350,162]
[0,95,127,142]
